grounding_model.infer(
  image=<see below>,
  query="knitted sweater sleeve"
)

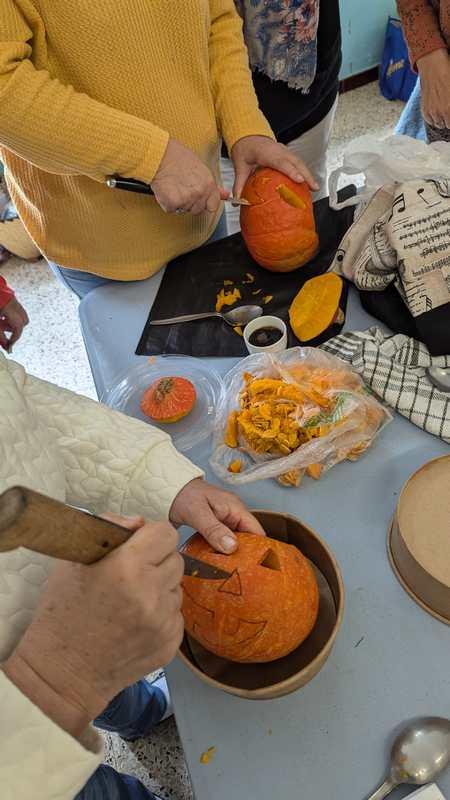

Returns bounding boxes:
[208,0,274,150]
[0,0,169,182]
[397,0,447,68]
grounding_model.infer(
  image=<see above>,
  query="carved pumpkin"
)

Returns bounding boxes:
[289,273,344,342]
[140,376,196,423]
[182,532,319,663]
[240,168,319,272]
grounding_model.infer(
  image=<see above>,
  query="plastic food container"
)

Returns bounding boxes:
[101,356,224,453]
[179,510,344,699]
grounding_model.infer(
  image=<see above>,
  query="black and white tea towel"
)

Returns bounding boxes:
[322,327,450,442]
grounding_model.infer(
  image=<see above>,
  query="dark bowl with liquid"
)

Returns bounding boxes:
[248,326,283,348]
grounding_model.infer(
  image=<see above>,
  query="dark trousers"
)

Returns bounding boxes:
[75,679,166,800]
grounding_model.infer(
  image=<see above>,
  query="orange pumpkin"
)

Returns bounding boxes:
[240,168,319,272]
[182,532,319,663]
[140,376,196,423]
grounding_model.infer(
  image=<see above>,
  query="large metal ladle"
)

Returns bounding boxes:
[367,717,450,800]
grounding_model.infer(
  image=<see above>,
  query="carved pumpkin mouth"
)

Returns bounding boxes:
[184,580,268,650]
[194,618,267,649]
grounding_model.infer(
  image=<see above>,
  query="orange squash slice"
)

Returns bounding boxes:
[140,376,196,423]
[289,273,344,342]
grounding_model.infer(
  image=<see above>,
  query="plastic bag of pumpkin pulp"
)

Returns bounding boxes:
[210,348,391,487]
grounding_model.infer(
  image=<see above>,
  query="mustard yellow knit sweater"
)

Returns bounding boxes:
[0,1,272,279]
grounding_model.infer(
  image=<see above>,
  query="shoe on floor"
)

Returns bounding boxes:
[120,673,173,742]
[148,673,173,722]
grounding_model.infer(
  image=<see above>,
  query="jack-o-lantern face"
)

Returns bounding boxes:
[181,533,319,663]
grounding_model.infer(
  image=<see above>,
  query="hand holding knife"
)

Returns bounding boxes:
[0,486,232,580]
[106,175,250,207]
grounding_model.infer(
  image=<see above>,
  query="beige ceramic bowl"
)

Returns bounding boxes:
[178,510,344,699]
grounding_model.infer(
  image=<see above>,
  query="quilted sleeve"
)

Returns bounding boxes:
[7,359,204,519]
[0,670,102,800]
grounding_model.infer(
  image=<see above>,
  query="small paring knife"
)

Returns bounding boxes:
[106,175,250,206]
[0,486,232,580]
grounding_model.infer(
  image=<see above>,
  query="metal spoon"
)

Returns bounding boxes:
[426,366,450,393]
[149,305,263,328]
[367,717,450,800]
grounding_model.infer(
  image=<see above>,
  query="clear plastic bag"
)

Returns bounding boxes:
[328,134,450,210]
[210,348,391,487]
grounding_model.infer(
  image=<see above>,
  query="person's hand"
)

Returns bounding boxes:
[3,515,184,737]
[231,135,319,198]
[170,478,265,554]
[151,138,228,215]
[417,48,450,129]
[0,296,29,352]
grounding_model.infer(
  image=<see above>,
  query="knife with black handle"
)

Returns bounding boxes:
[106,175,250,205]
[0,486,231,579]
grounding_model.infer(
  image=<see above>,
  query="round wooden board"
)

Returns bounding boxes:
[388,519,450,626]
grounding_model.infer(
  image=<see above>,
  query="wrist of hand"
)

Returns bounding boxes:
[417,48,450,74]
[3,632,110,739]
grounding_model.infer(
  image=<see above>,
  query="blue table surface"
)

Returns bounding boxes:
[80,278,450,800]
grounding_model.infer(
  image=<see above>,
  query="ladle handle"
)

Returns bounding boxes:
[366,778,397,800]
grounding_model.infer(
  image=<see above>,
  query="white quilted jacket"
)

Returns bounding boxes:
[0,354,203,800]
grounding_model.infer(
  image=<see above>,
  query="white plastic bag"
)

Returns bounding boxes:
[328,134,450,210]
[209,348,391,487]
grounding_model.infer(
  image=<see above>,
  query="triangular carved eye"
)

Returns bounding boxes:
[259,549,281,571]
[218,570,242,596]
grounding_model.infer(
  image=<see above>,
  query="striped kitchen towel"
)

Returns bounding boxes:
[321,327,450,442]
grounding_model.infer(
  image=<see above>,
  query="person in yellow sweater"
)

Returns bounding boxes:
[0,0,317,298]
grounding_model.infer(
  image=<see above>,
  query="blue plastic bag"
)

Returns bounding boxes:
[379,17,417,102]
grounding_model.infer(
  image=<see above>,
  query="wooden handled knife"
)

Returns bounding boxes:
[0,486,231,579]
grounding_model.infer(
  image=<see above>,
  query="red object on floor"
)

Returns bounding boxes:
[0,275,14,310]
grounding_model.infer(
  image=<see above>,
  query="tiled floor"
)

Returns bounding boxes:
[2,82,404,799]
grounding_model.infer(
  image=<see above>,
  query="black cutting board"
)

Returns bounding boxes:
[136,194,355,358]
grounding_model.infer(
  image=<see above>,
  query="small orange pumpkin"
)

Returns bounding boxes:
[182,532,319,663]
[140,376,196,423]
[240,168,319,272]
[289,273,344,342]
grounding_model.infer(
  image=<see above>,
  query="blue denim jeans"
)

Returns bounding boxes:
[75,680,166,800]
[49,214,228,299]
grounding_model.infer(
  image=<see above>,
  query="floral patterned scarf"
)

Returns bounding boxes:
[235,0,320,91]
